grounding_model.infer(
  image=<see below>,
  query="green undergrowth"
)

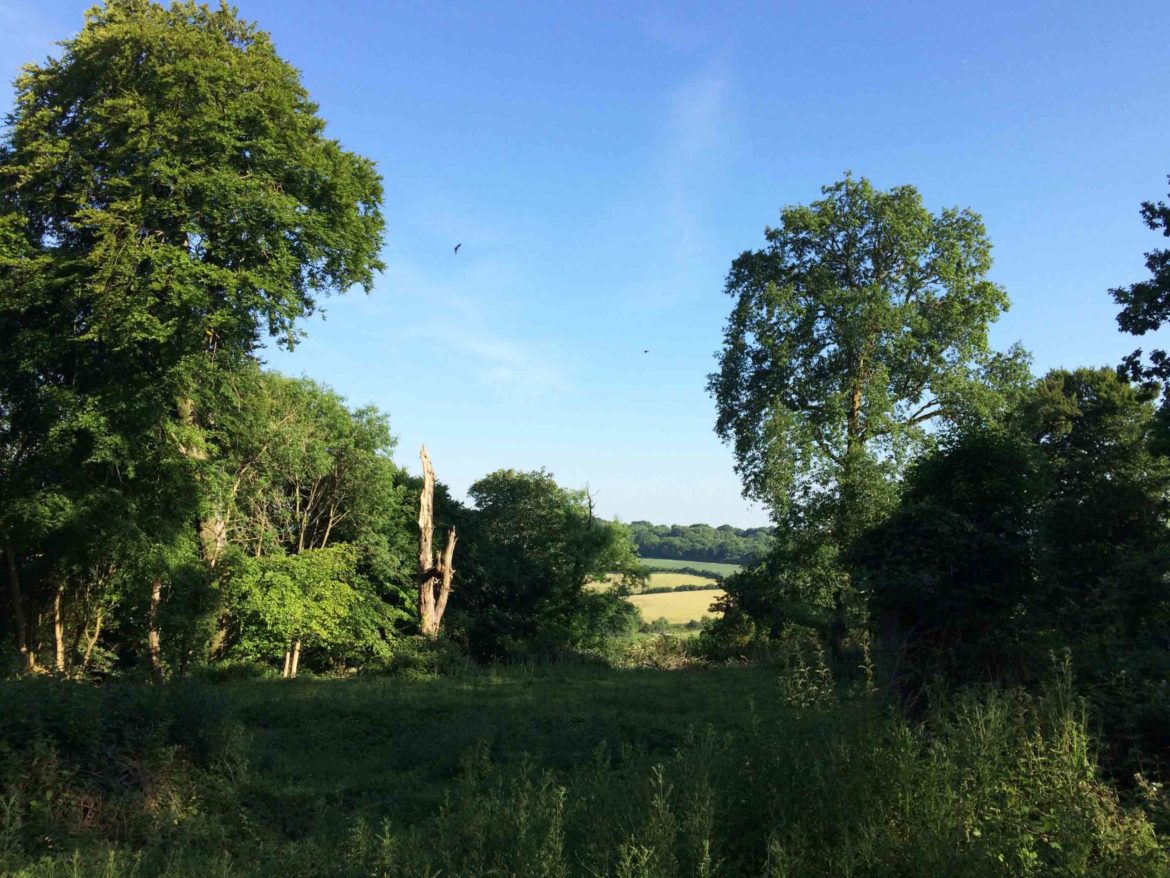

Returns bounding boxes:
[1,662,1166,877]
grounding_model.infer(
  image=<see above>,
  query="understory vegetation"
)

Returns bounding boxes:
[3,656,1168,878]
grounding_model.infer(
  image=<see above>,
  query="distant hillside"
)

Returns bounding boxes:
[628,521,773,566]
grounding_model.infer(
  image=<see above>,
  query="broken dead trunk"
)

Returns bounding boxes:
[417,446,457,639]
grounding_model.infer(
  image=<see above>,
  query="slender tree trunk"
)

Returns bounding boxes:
[846,381,863,455]
[417,446,457,639]
[5,544,33,672]
[148,577,165,683]
[70,613,85,667]
[80,608,104,676]
[433,527,457,629]
[281,646,292,678]
[289,638,301,678]
[53,580,66,674]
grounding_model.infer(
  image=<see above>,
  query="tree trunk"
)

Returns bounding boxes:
[281,646,292,678]
[199,513,228,568]
[5,544,33,672]
[289,638,301,678]
[434,527,457,630]
[178,395,228,569]
[846,382,863,454]
[417,446,456,639]
[148,577,165,683]
[53,580,66,674]
[80,608,104,676]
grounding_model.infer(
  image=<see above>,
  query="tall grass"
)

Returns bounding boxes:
[2,660,1165,877]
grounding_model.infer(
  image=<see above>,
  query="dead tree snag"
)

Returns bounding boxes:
[417,446,457,639]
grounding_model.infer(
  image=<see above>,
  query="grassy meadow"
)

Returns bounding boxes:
[3,659,1167,877]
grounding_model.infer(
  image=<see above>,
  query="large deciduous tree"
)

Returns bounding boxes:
[708,175,1028,637]
[711,174,1025,519]
[0,0,384,674]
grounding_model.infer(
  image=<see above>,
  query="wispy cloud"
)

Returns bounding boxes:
[351,252,571,401]
[419,324,569,397]
[661,66,731,253]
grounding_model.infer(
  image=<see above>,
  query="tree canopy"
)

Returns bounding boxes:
[1113,174,1170,396]
[710,174,1028,520]
[450,470,644,659]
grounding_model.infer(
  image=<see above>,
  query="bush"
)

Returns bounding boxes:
[0,679,246,859]
[639,617,673,635]
[194,659,279,684]
[617,635,696,670]
[362,635,473,680]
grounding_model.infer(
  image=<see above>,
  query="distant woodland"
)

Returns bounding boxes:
[628,521,773,564]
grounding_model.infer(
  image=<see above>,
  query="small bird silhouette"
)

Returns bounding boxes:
[643,349,650,354]
[453,243,461,254]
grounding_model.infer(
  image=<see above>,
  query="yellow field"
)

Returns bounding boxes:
[628,588,724,624]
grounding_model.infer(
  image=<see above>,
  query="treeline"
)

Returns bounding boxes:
[629,521,772,564]
[0,0,645,679]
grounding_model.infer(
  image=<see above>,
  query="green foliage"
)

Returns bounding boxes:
[224,544,400,669]
[709,173,1027,515]
[853,428,1043,687]
[362,635,472,680]
[638,557,740,576]
[452,469,644,659]
[0,0,385,678]
[3,669,1166,876]
[857,368,1170,692]
[628,522,772,565]
[707,174,1030,645]
[0,677,245,857]
[1113,174,1170,396]
[642,566,723,583]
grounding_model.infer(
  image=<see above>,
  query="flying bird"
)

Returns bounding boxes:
[643,349,650,354]
[453,243,461,254]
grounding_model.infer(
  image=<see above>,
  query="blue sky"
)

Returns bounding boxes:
[3,1,1168,526]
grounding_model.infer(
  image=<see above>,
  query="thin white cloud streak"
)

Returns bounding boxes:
[414,323,570,398]
[349,251,571,401]
[660,66,731,255]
